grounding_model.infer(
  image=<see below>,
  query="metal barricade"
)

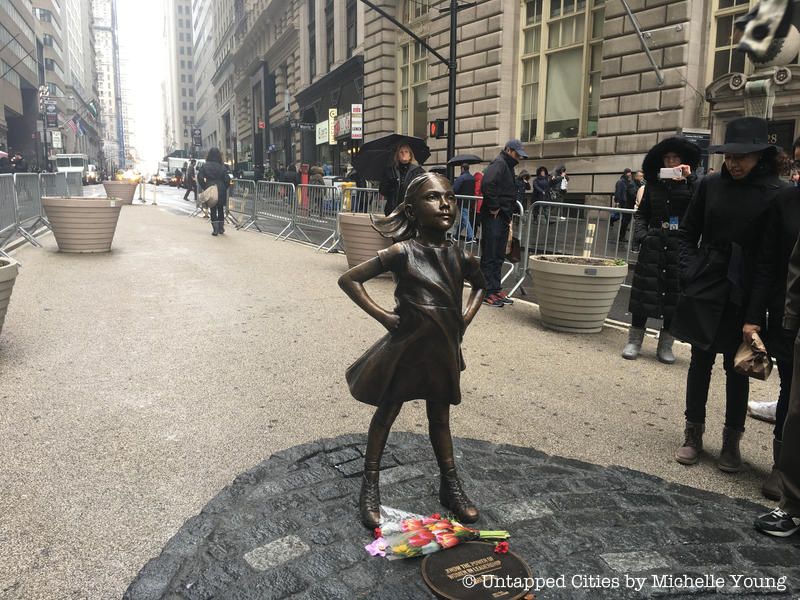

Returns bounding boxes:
[294,184,341,250]
[347,187,384,214]
[40,172,68,198]
[452,195,481,256]
[251,181,296,238]
[190,182,209,218]
[227,179,256,228]
[66,172,83,196]
[0,174,17,256]
[505,200,636,297]
[13,173,48,246]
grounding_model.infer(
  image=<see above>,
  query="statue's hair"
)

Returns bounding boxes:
[371,172,451,242]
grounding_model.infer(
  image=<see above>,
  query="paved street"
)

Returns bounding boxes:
[0,201,784,599]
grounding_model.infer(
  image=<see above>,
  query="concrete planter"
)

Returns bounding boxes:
[42,196,123,253]
[0,256,19,338]
[531,255,628,333]
[102,180,138,205]
[338,212,393,269]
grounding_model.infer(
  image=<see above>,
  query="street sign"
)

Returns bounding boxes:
[192,127,202,147]
[51,130,62,149]
[45,113,58,129]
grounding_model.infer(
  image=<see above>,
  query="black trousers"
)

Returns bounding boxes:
[211,202,225,223]
[631,314,671,330]
[776,359,792,441]
[480,214,509,295]
[684,345,749,431]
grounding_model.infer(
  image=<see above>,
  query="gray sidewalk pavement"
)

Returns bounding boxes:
[0,204,782,599]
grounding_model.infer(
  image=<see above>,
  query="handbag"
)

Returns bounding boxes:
[734,332,773,380]
[199,184,219,208]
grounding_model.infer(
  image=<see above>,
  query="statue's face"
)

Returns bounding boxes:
[408,177,456,231]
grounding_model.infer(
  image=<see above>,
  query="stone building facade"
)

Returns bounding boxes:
[213,0,800,191]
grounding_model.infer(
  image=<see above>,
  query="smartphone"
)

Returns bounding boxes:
[659,167,682,179]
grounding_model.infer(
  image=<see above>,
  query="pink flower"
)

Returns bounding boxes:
[365,537,387,557]
[494,541,509,554]
[374,527,382,539]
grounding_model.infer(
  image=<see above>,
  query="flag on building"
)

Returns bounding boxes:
[65,116,77,134]
[87,100,98,118]
[77,117,86,137]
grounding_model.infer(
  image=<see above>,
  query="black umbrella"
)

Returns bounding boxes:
[446,154,483,166]
[352,134,431,181]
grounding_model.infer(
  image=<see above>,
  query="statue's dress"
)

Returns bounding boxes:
[346,239,485,407]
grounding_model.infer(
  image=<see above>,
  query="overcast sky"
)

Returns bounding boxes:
[116,0,166,171]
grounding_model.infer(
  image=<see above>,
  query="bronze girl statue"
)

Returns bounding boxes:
[338,173,486,529]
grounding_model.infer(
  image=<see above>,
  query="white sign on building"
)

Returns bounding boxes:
[316,121,329,145]
[50,130,62,149]
[351,104,363,140]
[328,108,337,145]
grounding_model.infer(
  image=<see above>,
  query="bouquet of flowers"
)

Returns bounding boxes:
[365,512,509,560]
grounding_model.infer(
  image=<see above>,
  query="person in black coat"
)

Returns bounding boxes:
[480,139,527,307]
[198,147,231,236]
[379,143,425,216]
[614,169,637,241]
[744,173,800,500]
[672,117,787,473]
[453,164,476,242]
[623,137,700,363]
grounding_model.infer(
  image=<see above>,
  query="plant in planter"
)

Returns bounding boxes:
[530,255,628,333]
[338,212,393,269]
[102,180,139,205]
[42,197,123,253]
[0,256,19,338]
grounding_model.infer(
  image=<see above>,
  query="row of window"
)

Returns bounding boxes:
[396,0,793,144]
[308,0,358,80]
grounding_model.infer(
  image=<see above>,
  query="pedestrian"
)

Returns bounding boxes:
[614,168,637,241]
[452,164,476,243]
[183,158,197,202]
[742,136,800,500]
[11,152,27,173]
[309,164,325,186]
[283,164,300,186]
[480,139,527,307]
[0,155,11,174]
[754,220,800,537]
[550,165,568,202]
[672,117,786,472]
[338,172,486,529]
[634,169,645,190]
[515,169,532,209]
[198,147,231,236]
[623,137,700,363]
[378,143,425,217]
[532,166,549,221]
[308,164,326,216]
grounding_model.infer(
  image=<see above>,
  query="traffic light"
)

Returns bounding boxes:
[38,85,49,114]
[429,119,446,139]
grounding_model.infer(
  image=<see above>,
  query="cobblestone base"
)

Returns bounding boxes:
[124,434,800,599]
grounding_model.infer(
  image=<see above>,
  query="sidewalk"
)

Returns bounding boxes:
[0,205,784,599]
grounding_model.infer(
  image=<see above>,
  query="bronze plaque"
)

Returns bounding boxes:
[421,541,534,600]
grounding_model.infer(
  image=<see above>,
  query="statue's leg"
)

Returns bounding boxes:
[427,401,479,523]
[360,401,403,529]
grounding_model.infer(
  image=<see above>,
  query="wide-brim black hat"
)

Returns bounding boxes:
[642,137,701,183]
[708,117,780,154]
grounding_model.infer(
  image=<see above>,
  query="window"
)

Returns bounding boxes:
[188,74,193,82]
[346,0,357,58]
[709,0,749,81]
[181,74,186,82]
[181,60,185,68]
[403,0,429,22]
[308,0,316,78]
[398,40,428,139]
[518,0,604,141]
[325,0,335,70]
[180,47,185,55]
[43,34,54,47]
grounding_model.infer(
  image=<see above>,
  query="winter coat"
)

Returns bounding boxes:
[309,166,325,186]
[533,174,549,203]
[481,152,518,220]
[628,175,697,321]
[614,176,636,209]
[198,160,231,206]
[453,170,476,197]
[671,166,786,352]
[379,162,425,216]
[745,186,800,361]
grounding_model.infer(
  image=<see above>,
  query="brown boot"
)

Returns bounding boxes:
[359,469,381,529]
[675,421,704,465]
[718,427,743,473]
[762,439,783,501]
[439,468,479,523]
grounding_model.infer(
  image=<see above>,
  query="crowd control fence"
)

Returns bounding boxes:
[294,184,342,251]
[504,200,636,297]
[0,172,84,257]
[252,181,296,239]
